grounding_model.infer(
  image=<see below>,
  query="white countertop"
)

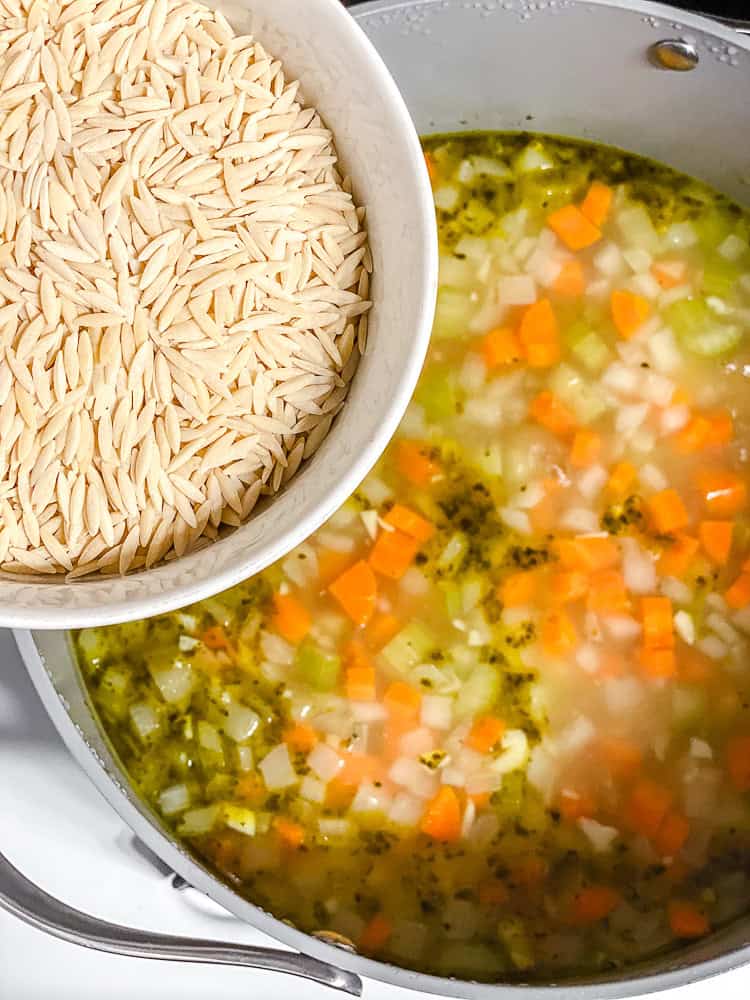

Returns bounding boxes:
[0,628,748,1000]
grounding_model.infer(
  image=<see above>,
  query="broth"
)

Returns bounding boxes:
[75,132,750,980]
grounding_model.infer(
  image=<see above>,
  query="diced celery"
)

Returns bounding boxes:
[100,666,130,700]
[197,720,223,752]
[566,321,612,372]
[297,640,340,691]
[442,582,462,619]
[455,663,499,719]
[571,382,609,424]
[548,362,582,404]
[694,208,735,249]
[702,256,741,299]
[497,916,534,971]
[459,197,496,236]
[438,254,476,288]
[222,804,257,836]
[382,623,435,673]
[434,287,472,339]
[473,442,503,479]
[616,204,659,253]
[437,532,468,573]
[414,368,459,422]
[665,297,714,338]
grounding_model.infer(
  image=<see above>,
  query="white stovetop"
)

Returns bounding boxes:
[0,629,748,1000]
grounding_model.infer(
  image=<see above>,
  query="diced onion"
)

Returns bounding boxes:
[690,737,713,760]
[594,242,624,277]
[400,727,436,757]
[389,791,424,827]
[444,898,480,940]
[420,695,453,730]
[674,610,696,646]
[224,702,260,743]
[300,775,326,803]
[718,233,748,261]
[557,716,596,754]
[660,404,690,435]
[602,362,640,396]
[237,745,254,771]
[130,703,160,741]
[151,660,193,704]
[578,817,620,852]
[604,677,644,713]
[198,720,223,753]
[641,373,675,407]
[577,465,607,501]
[178,804,220,837]
[497,273,537,306]
[259,744,297,789]
[158,783,190,816]
[705,613,739,647]
[498,507,532,534]
[559,507,599,533]
[434,185,459,211]
[575,643,600,674]
[308,743,343,781]
[663,220,697,249]
[260,631,295,666]
[660,576,692,605]
[492,729,529,774]
[350,782,391,814]
[318,818,353,839]
[458,353,487,392]
[615,402,649,436]
[602,614,642,642]
[621,537,657,594]
[648,327,682,373]
[388,757,439,799]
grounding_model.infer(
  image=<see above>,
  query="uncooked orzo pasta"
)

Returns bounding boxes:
[0,0,370,578]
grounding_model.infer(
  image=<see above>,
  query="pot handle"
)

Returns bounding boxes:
[0,849,362,995]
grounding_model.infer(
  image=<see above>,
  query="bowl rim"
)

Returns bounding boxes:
[0,0,438,630]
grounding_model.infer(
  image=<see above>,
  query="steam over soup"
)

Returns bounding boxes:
[76,133,750,980]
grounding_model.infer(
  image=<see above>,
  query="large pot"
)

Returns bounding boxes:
[15,1,750,997]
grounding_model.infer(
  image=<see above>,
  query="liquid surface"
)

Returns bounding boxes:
[76,133,750,981]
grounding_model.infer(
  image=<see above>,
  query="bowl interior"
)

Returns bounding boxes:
[0,0,437,630]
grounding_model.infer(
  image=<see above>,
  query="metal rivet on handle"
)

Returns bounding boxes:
[648,39,699,71]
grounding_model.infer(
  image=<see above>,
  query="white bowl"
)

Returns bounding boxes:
[0,0,437,630]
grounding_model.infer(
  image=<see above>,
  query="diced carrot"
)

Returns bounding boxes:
[608,461,637,496]
[481,326,524,368]
[478,880,509,906]
[601,737,643,779]
[580,181,614,227]
[679,647,713,684]
[465,716,506,754]
[586,569,629,613]
[695,468,747,517]
[235,772,266,804]
[640,646,677,678]
[369,528,419,580]
[328,560,377,626]
[344,638,372,671]
[365,613,401,652]
[513,855,548,888]
[541,609,577,657]
[273,817,305,849]
[325,779,356,810]
[653,812,690,857]
[500,570,538,608]
[283,722,318,753]
[641,596,674,649]
[727,734,750,791]
[397,440,442,487]
[611,289,651,339]
[668,901,710,939]
[383,681,421,719]
[529,390,576,436]
[337,752,381,786]
[317,548,353,586]
[359,913,393,954]
[555,536,619,572]
[569,885,621,926]
[469,791,491,810]
[552,258,586,297]
[272,593,311,645]
[550,570,588,605]
[423,151,436,184]
[547,203,602,251]
[725,572,750,609]
[704,410,733,447]
[699,520,733,564]
[674,415,713,454]
[570,429,602,468]
[202,625,230,650]
[657,534,699,578]
[651,259,687,290]
[346,664,376,702]
[420,786,462,843]
[518,299,560,368]
[558,788,596,821]
[647,488,690,535]
[383,504,435,543]
[625,779,673,838]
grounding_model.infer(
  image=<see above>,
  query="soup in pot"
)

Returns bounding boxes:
[75,132,750,980]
